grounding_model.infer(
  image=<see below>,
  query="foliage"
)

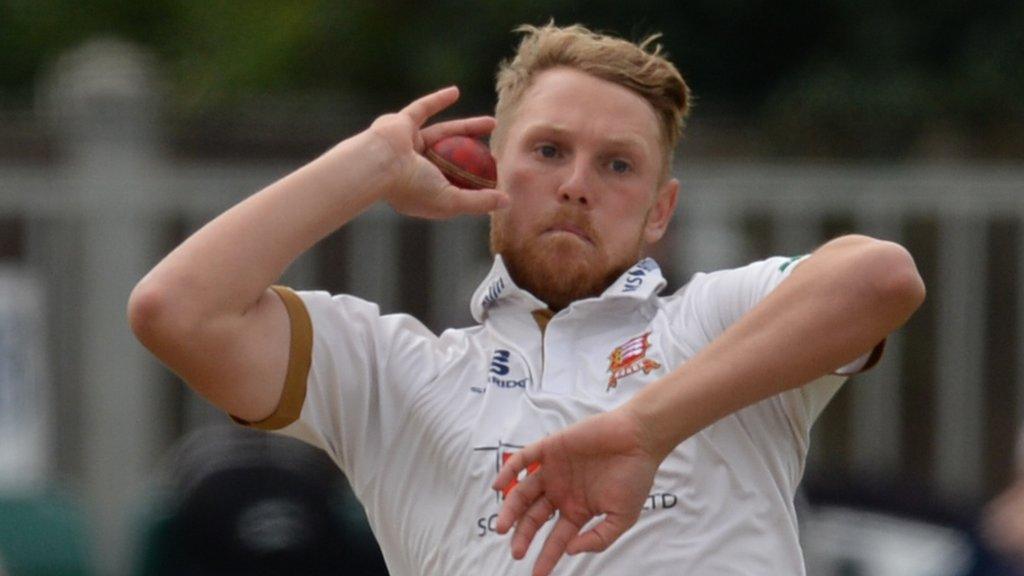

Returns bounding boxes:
[1,0,1021,155]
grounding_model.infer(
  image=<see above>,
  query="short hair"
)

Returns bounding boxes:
[493,22,691,179]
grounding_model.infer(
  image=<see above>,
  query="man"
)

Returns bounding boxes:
[129,23,925,575]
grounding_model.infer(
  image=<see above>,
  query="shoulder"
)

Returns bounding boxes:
[289,288,487,360]
[662,256,802,307]
[676,256,802,293]
[653,256,804,343]
[289,289,432,343]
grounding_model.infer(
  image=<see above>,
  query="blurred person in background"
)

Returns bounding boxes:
[964,428,1024,575]
[127,22,924,576]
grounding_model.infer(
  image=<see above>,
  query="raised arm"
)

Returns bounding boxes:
[493,235,925,576]
[127,87,507,423]
[627,235,924,454]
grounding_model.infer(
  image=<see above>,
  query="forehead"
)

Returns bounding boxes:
[505,68,662,153]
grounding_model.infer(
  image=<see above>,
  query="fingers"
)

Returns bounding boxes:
[437,186,509,216]
[566,514,630,555]
[532,516,579,576]
[511,497,555,559]
[495,466,545,534]
[421,116,496,146]
[492,442,541,494]
[401,86,460,127]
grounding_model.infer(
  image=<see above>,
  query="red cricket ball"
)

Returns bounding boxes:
[424,135,498,190]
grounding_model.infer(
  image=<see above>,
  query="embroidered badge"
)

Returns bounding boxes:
[607,331,661,391]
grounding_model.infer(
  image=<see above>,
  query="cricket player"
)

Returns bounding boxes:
[129,23,925,575]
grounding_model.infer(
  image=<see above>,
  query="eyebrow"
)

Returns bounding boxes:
[519,123,650,153]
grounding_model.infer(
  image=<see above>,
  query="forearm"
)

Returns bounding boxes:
[625,236,925,459]
[128,87,502,421]
[135,131,394,317]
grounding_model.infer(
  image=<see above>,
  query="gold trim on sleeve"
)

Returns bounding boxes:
[232,285,313,430]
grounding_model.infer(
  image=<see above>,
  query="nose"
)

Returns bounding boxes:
[557,158,591,206]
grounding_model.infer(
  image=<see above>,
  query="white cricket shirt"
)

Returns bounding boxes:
[242,255,880,575]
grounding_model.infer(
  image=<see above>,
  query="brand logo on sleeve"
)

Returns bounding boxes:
[607,331,661,391]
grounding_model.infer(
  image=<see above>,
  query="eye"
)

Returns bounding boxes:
[609,159,633,174]
[535,144,559,159]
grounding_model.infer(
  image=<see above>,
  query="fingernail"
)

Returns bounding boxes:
[495,193,510,209]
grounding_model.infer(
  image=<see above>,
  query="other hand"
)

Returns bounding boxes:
[491,408,663,576]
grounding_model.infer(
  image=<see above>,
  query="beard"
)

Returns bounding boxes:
[490,206,646,311]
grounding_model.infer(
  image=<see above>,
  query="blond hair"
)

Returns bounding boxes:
[493,23,691,178]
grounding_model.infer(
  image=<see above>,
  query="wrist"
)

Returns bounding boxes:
[619,397,677,463]
[315,130,404,204]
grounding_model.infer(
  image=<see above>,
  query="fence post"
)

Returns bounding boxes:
[934,211,988,503]
[42,38,168,576]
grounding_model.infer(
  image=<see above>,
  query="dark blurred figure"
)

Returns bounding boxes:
[962,431,1024,576]
[134,426,387,576]
[984,479,1024,569]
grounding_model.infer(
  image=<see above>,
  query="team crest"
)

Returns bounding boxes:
[607,331,661,391]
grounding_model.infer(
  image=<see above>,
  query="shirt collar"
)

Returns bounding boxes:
[470,255,666,323]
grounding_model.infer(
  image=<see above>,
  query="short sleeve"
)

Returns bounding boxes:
[232,286,437,484]
[675,256,883,427]
[231,286,313,431]
[675,255,809,340]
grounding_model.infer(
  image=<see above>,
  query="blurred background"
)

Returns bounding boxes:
[1,1,1023,575]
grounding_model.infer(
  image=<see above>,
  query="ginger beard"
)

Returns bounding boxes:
[490,205,649,311]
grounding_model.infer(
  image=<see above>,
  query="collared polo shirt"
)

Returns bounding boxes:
[240,255,880,575]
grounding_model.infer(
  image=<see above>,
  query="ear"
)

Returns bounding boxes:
[643,177,679,244]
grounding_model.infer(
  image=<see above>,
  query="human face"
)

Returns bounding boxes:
[490,67,679,311]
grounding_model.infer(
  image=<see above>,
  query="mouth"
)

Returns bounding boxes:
[546,223,594,245]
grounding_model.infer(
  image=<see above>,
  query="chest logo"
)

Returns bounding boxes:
[607,331,661,391]
[473,441,538,503]
[481,349,529,391]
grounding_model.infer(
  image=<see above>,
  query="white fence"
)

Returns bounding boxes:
[1,39,1022,575]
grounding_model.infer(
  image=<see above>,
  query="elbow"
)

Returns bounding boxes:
[127,278,166,349]
[860,238,926,320]
[127,277,193,352]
